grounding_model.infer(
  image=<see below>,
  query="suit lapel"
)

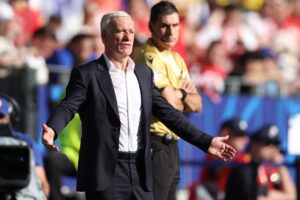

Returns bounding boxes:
[134,64,149,118]
[95,56,120,119]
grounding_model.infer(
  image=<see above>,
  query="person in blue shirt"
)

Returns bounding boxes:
[0,95,50,198]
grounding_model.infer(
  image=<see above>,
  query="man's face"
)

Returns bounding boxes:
[0,115,10,124]
[150,12,179,50]
[102,16,135,59]
[251,143,279,162]
[228,136,249,152]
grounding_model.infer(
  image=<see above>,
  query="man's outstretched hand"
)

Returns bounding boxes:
[42,124,59,152]
[208,135,236,162]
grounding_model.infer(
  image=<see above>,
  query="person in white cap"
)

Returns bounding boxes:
[225,124,296,200]
[0,1,24,70]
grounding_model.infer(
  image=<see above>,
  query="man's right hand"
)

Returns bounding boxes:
[42,124,59,151]
[161,86,184,111]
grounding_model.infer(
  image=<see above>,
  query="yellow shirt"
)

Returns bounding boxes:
[134,39,190,140]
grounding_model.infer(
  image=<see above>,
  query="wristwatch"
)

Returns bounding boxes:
[179,89,187,101]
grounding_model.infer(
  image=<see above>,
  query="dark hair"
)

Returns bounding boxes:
[66,33,94,51]
[150,1,178,24]
[0,94,20,123]
[33,27,56,41]
[251,124,281,145]
[48,15,62,24]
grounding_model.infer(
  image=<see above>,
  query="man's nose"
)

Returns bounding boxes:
[123,31,131,40]
[166,26,175,36]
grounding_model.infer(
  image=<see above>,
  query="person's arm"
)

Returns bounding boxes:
[265,166,296,200]
[152,85,235,160]
[275,166,297,199]
[30,139,50,197]
[143,51,202,112]
[265,148,296,200]
[181,80,202,112]
[160,81,202,112]
[35,166,50,197]
[160,86,184,111]
[42,66,88,151]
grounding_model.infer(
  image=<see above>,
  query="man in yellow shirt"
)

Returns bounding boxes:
[134,1,202,199]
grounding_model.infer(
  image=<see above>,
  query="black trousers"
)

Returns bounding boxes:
[44,151,77,200]
[85,156,154,200]
[151,135,180,200]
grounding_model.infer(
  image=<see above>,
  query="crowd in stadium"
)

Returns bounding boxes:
[1,0,300,98]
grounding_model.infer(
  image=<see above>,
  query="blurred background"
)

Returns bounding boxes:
[1,0,300,199]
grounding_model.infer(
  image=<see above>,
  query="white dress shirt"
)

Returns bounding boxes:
[104,54,142,152]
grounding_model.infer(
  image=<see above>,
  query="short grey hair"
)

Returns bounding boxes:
[100,11,130,33]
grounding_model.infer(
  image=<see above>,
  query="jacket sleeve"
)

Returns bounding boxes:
[47,66,87,136]
[151,76,213,152]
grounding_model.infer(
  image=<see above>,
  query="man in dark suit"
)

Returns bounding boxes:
[42,11,236,200]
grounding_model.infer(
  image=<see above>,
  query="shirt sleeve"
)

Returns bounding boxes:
[144,52,171,89]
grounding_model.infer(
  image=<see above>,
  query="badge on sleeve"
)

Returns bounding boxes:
[153,70,162,83]
[147,55,154,64]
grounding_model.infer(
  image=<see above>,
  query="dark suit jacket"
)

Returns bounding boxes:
[47,55,213,192]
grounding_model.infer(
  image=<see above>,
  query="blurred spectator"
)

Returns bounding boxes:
[193,4,258,67]
[188,0,300,98]
[44,15,63,43]
[25,27,57,85]
[9,0,44,47]
[65,33,96,67]
[239,50,264,89]
[81,2,100,35]
[87,0,123,15]
[127,0,150,45]
[196,40,232,102]
[0,94,49,199]
[41,0,85,43]
[188,118,249,200]
[46,33,97,111]
[47,33,96,70]
[0,1,25,71]
[259,48,284,96]
[261,0,290,29]
[272,30,300,91]
[242,0,265,11]
[29,27,57,61]
[229,50,283,96]
[260,0,300,94]
[225,124,296,200]
[287,75,300,96]
[80,1,104,56]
